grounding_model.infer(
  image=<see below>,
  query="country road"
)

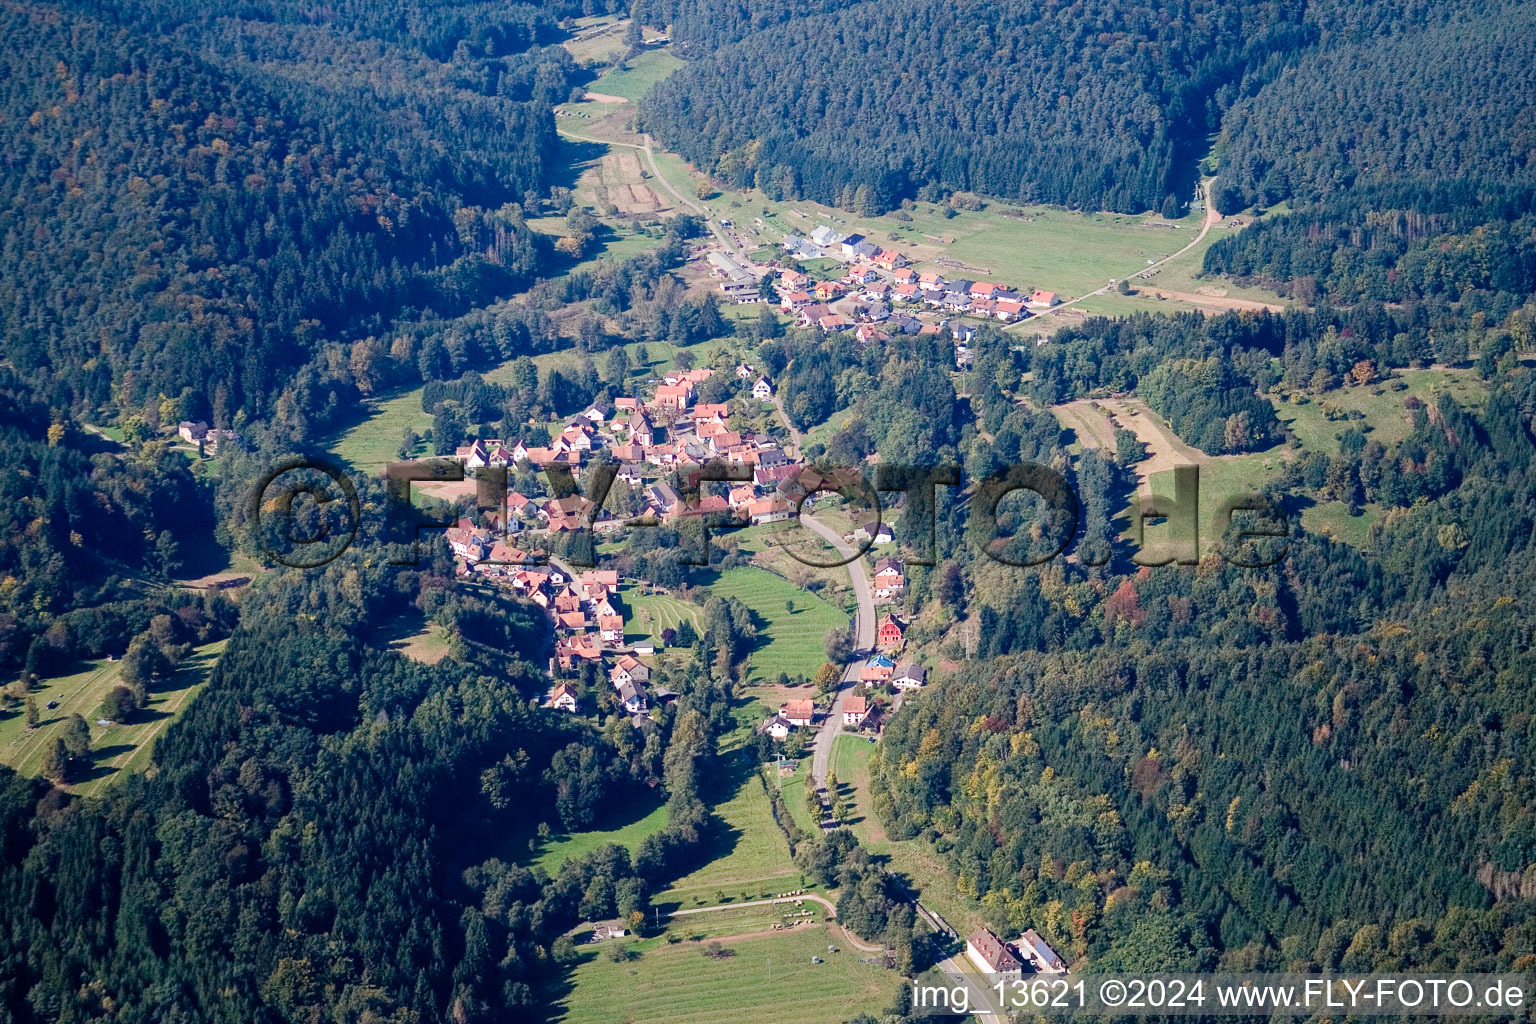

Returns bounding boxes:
[1008,176,1221,330]
[799,514,875,795]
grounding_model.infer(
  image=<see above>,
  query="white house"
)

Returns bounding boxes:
[892,663,927,691]
[752,376,775,400]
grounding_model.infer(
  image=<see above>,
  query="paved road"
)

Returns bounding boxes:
[1008,176,1220,331]
[800,514,875,794]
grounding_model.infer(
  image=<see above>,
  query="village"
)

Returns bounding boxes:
[429,359,929,748]
[699,224,1061,369]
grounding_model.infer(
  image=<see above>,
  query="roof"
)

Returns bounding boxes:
[893,662,926,682]
[1021,929,1066,971]
[967,929,1021,972]
[784,698,815,720]
[844,694,868,715]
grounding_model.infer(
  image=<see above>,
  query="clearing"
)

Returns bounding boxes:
[551,924,900,1024]
[528,795,671,877]
[702,567,848,683]
[0,639,226,796]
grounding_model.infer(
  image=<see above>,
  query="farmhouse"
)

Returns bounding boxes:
[783,698,816,727]
[842,694,869,727]
[965,928,1023,977]
[876,613,905,649]
[760,715,793,741]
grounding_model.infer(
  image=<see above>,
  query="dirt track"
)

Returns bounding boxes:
[1140,287,1285,313]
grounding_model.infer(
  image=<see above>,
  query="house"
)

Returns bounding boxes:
[177,420,210,443]
[1020,929,1067,974]
[863,281,891,302]
[817,313,850,333]
[950,322,976,343]
[876,613,904,650]
[782,699,815,727]
[580,401,612,424]
[838,233,866,259]
[1029,289,1060,308]
[814,280,845,301]
[611,655,650,688]
[994,298,1027,322]
[872,557,905,601]
[655,382,693,410]
[842,694,869,727]
[747,497,793,525]
[893,282,920,303]
[556,610,588,633]
[549,684,580,713]
[890,268,918,285]
[918,271,945,291]
[752,376,775,400]
[736,363,755,379]
[860,653,895,685]
[966,929,1023,977]
[599,615,625,644]
[810,225,845,248]
[781,290,813,311]
[853,521,895,545]
[761,715,793,741]
[845,265,877,285]
[969,281,1004,298]
[872,248,908,270]
[892,663,926,691]
[618,680,649,715]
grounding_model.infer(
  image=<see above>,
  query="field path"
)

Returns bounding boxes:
[1008,176,1220,329]
[669,894,885,953]
[553,126,739,255]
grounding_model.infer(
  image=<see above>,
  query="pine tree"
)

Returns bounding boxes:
[24,696,38,729]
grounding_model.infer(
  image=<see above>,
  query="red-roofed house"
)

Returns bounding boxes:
[877,613,904,649]
[1029,289,1060,308]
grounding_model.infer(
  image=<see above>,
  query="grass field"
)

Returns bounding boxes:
[623,586,702,644]
[703,567,847,683]
[831,734,878,834]
[588,48,685,101]
[0,639,226,796]
[529,796,671,876]
[551,924,900,1024]
[1271,368,1488,454]
[773,759,821,836]
[656,757,799,910]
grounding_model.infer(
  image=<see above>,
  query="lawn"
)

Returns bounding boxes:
[528,795,671,877]
[1300,501,1382,548]
[588,48,684,101]
[328,386,434,476]
[702,567,848,683]
[551,924,901,1024]
[772,759,821,836]
[830,734,879,836]
[0,639,226,796]
[1141,450,1289,550]
[1270,367,1488,454]
[655,756,799,910]
[622,585,702,644]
